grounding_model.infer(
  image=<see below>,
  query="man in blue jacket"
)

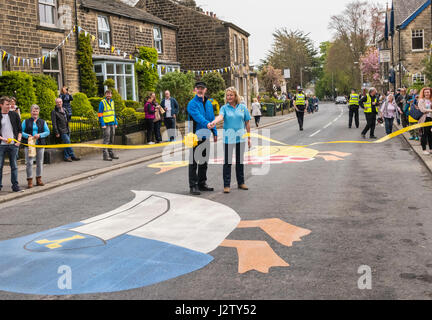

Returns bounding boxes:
[160,90,179,142]
[187,82,218,196]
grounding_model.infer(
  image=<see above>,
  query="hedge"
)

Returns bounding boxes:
[124,100,142,110]
[70,92,97,120]
[0,71,36,113]
[89,97,103,112]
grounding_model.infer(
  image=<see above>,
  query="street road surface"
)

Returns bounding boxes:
[1,103,432,300]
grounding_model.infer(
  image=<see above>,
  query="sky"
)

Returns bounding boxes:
[195,0,388,66]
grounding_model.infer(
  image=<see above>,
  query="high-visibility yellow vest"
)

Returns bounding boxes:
[102,99,115,124]
[364,95,378,113]
[349,94,359,106]
[296,94,306,106]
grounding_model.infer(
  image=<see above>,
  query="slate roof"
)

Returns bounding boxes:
[80,0,177,29]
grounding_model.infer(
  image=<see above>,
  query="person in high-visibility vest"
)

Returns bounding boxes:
[98,90,119,161]
[294,87,308,131]
[348,89,360,129]
[359,87,379,139]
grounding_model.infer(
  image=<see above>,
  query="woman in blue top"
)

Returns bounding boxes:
[210,87,251,194]
[22,104,50,188]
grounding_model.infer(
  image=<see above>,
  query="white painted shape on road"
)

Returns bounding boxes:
[71,191,241,254]
[71,195,169,241]
[129,191,241,254]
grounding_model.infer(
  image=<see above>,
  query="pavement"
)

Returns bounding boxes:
[0,112,297,204]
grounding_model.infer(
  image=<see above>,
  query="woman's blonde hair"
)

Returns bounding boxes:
[253,98,258,103]
[225,87,241,105]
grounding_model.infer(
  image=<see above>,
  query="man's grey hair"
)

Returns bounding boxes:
[30,104,40,111]
[369,87,377,94]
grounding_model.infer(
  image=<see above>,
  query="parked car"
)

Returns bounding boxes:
[335,96,347,104]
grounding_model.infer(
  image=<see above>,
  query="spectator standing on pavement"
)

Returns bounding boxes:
[98,90,119,161]
[22,104,50,188]
[160,90,179,142]
[51,98,80,163]
[187,81,217,196]
[144,94,156,145]
[210,87,251,194]
[151,93,163,144]
[9,97,21,117]
[59,87,73,121]
[348,89,360,129]
[0,96,23,192]
[294,87,308,131]
[396,88,408,127]
[360,87,379,139]
[379,94,400,135]
[408,93,421,141]
[417,87,432,155]
[251,98,262,127]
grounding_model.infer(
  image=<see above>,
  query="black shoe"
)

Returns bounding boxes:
[12,185,23,193]
[370,136,378,139]
[361,134,366,139]
[71,157,81,161]
[103,158,113,161]
[110,156,119,160]
[190,186,201,196]
[199,185,214,192]
[64,158,73,162]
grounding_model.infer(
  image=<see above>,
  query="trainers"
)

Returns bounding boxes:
[71,157,81,161]
[409,137,416,141]
[423,151,430,155]
[415,137,420,141]
[64,158,73,162]
[148,142,155,145]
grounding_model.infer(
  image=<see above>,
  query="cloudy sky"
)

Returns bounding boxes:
[195,0,388,66]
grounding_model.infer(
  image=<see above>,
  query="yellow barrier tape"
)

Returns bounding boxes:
[7,123,432,150]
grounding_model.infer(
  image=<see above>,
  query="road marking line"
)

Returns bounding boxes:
[310,130,321,137]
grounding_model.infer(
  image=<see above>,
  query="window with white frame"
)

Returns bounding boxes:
[234,35,238,63]
[98,16,111,49]
[94,61,136,101]
[42,48,62,90]
[39,0,57,27]
[413,73,425,84]
[412,30,424,51]
[241,38,246,64]
[153,27,163,54]
[156,64,180,78]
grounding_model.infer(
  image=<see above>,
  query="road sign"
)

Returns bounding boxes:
[284,69,291,79]
[379,49,391,63]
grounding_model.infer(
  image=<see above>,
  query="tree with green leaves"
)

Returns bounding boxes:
[135,47,159,102]
[265,29,319,90]
[77,33,98,98]
[156,71,195,121]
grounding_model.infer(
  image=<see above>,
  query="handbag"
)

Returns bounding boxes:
[28,136,36,158]
[154,107,161,122]
[409,105,424,121]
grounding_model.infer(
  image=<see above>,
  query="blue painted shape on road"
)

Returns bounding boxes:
[24,229,106,252]
[0,224,213,295]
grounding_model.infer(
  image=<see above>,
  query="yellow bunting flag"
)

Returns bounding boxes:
[91,35,96,42]
[17,57,21,65]
[2,51,6,60]
[111,46,115,53]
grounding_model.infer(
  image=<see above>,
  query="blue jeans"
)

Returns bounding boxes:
[384,117,394,135]
[61,133,76,160]
[0,144,19,189]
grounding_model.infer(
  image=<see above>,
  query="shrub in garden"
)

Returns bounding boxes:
[32,74,58,94]
[119,107,138,121]
[124,100,141,110]
[37,88,57,119]
[201,72,226,97]
[77,33,98,97]
[89,97,103,112]
[135,47,159,102]
[0,71,36,113]
[103,79,125,113]
[70,92,97,120]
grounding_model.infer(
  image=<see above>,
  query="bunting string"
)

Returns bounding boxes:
[1,25,245,75]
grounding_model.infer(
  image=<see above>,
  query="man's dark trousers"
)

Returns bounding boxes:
[165,117,176,141]
[349,105,360,128]
[189,139,210,188]
[296,109,305,130]
[361,113,377,137]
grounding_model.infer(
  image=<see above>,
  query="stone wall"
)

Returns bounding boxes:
[394,5,431,86]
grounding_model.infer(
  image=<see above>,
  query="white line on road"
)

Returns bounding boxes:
[310,130,321,137]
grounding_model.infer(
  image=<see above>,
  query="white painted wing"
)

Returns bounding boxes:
[71,191,241,254]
